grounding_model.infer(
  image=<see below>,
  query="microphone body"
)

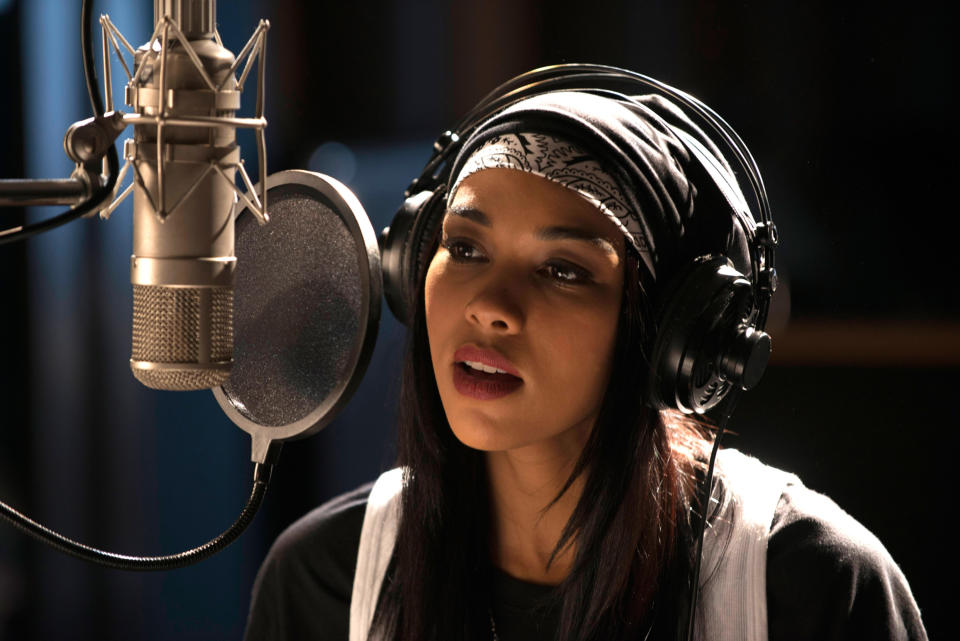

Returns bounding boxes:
[129,1,239,390]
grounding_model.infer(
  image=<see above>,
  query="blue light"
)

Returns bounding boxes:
[309,140,358,184]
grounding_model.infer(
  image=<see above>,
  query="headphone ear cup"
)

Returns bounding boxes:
[648,255,767,414]
[380,188,447,325]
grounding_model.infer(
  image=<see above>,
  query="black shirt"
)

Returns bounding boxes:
[243,482,928,641]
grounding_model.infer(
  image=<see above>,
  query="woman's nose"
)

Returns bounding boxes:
[464,275,525,334]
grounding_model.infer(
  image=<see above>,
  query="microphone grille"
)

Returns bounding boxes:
[131,285,233,390]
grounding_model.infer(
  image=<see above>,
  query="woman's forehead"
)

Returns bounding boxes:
[446,168,626,250]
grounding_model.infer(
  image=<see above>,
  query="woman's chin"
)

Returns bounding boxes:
[449,422,517,452]
[446,414,540,453]
[443,401,596,455]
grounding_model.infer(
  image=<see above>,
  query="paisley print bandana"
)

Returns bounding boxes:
[447,132,655,278]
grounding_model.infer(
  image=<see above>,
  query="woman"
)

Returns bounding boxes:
[244,68,927,641]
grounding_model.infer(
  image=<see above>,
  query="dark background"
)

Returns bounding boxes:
[0,0,954,639]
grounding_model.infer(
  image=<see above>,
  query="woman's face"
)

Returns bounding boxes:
[425,168,626,453]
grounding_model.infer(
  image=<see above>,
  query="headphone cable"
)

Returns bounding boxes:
[685,385,742,641]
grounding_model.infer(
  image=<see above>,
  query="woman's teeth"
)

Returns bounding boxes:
[461,360,509,375]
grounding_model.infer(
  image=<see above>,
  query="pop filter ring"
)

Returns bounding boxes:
[214,170,382,464]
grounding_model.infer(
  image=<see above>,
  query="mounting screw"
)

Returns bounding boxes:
[758,267,778,294]
[756,221,779,246]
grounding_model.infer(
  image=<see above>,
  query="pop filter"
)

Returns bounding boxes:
[214,170,381,464]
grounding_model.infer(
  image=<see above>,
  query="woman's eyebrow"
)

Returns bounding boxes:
[537,226,619,256]
[446,206,618,256]
[446,206,490,226]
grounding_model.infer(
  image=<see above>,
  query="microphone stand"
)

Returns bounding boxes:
[0,0,277,572]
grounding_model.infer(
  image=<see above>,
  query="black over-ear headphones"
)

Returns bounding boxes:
[379,63,778,415]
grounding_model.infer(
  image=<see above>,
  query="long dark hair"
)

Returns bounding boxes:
[373,245,711,640]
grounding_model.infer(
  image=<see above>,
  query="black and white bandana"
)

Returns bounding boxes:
[447,132,657,278]
[444,91,754,290]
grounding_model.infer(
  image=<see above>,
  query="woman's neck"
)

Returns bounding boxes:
[485,435,588,586]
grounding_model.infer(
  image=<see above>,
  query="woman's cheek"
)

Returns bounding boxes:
[424,256,462,375]
[424,255,451,323]
[544,309,617,400]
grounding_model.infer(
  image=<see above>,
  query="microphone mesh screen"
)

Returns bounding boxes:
[135,367,229,391]
[131,285,233,390]
[210,290,234,360]
[222,184,364,428]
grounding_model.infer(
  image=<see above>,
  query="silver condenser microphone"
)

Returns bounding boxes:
[124,0,268,390]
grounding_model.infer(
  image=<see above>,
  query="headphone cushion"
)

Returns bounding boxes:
[382,188,447,324]
[382,190,429,323]
[407,188,447,298]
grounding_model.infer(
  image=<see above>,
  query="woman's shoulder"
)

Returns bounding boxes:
[243,481,374,641]
[766,481,928,641]
[269,480,373,565]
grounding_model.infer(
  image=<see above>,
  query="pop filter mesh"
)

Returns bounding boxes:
[223,183,364,428]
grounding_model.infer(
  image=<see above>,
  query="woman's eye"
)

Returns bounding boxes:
[540,260,593,285]
[442,239,485,262]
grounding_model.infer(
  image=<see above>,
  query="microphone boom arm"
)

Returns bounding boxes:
[0,110,127,209]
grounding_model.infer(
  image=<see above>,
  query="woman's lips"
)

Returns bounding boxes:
[452,345,523,400]
[452,346,522,377]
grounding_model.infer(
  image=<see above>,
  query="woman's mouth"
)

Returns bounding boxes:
[452,346,523,400]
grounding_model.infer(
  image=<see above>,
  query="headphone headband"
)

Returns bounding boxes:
[405,64,777,330]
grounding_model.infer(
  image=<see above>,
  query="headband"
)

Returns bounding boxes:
[447,132,656,278]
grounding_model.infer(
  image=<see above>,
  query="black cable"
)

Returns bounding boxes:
[80,0,104,118]
[0,463,273,571]
[0,0,119,246]
[684,386,742,641]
